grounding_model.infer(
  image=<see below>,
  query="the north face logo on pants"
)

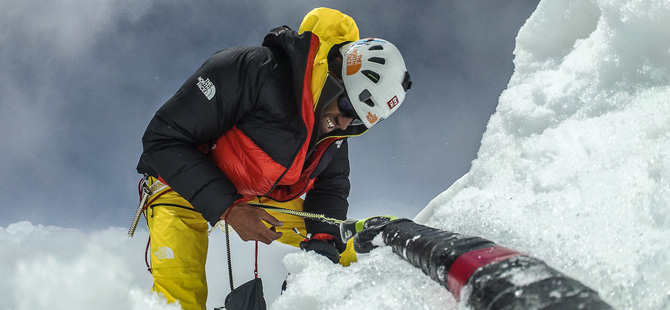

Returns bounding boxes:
[154,246,174,259]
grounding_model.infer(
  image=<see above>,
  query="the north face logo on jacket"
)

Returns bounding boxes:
[196,76,216,100]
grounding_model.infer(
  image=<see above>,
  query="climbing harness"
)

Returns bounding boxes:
[128,177,169,237]
[128,176,172,273]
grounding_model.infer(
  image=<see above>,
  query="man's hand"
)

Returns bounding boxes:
[222,203,283,244]
[299,234,340,264]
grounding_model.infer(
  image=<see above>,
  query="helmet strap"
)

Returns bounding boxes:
[327,43,347,80]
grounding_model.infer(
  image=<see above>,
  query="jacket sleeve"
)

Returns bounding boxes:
[303,139,351,251]
[137,47,275,225]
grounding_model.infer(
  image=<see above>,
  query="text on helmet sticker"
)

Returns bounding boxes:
[387,95,399,110]
[346,48,362,76]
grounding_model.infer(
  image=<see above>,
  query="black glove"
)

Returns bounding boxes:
[299,233,340,264]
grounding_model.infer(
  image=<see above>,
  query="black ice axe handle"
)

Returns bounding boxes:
[352,218,413,254]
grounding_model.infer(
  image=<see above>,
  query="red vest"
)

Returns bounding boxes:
[206,35,335,203]
[264,137,339,202]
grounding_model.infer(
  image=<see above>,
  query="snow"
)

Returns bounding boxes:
[416,0,670,308]
[2,0,669,309]
[275,249,451,310]
[0,222,181,310]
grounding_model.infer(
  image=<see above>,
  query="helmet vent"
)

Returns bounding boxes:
[369,45,384,51]
[358,89,375,107]
[368,57,386,65]
[361,70,380,83]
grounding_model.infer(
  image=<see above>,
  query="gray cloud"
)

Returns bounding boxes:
[0,0,539,228]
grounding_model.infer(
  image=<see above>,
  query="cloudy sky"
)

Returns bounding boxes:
[1,0,538,230]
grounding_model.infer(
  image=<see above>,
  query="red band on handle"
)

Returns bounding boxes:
[311,233,335,242]
[447,246,522,300]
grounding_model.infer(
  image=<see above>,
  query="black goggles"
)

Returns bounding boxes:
[337,94,364,126]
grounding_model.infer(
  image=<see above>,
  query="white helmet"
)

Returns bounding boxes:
[340,38,412,128]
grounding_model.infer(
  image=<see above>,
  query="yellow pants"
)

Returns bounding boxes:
[144,178,356,310]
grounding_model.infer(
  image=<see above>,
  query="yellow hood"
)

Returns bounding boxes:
[299,7,360,107]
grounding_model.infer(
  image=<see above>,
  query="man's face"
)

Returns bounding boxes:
[320,99,355,134]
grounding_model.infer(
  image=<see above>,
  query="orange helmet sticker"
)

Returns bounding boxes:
[366,112,379,124]
[346,49,362,76]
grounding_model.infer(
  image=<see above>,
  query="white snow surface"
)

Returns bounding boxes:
[2,0,669,309]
